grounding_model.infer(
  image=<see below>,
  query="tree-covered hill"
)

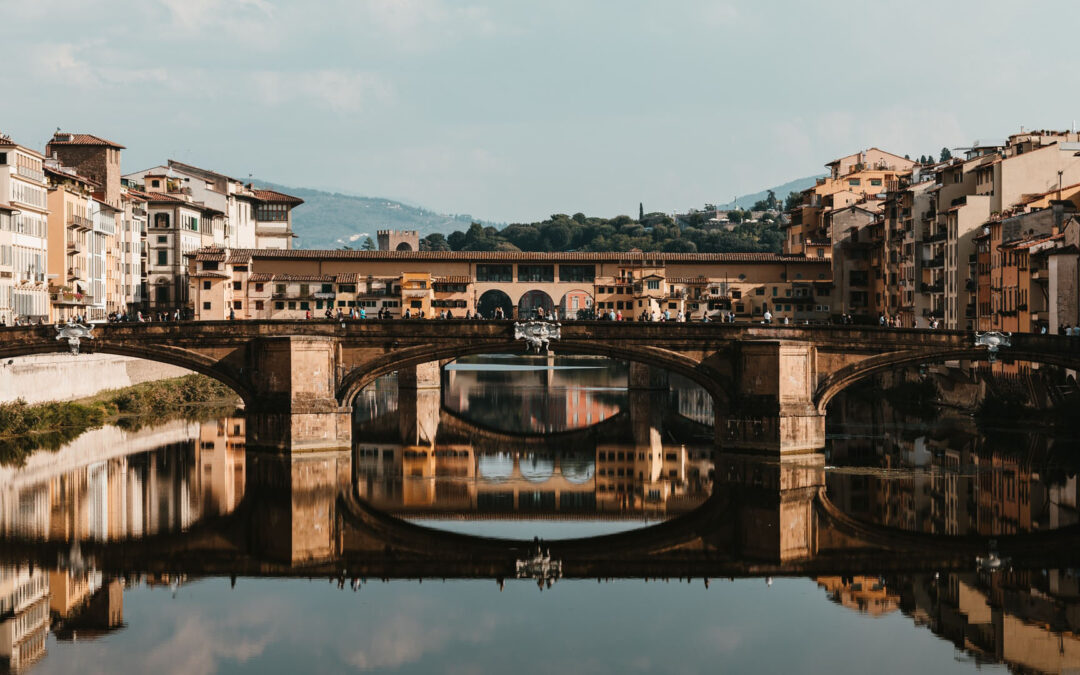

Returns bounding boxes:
[421,210,785,254]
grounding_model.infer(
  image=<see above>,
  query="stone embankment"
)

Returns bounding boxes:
[0,354,191,404]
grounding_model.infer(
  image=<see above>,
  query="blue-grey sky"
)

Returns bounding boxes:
[1,0,1073,222]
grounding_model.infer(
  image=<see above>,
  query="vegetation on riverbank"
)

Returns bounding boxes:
[0,374,241,466]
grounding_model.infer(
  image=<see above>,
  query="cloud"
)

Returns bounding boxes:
[251,70,394,114]
[354,0,497,50]
[140,611,276,675]
[31,42,169,89]
[340,603,498,671]
[159,0,274,31]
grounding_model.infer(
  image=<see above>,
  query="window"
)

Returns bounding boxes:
[870,179,882,186]
[233,281,242,291]
[848,178,860,186]
[255,283,264,292]
[202,281,211,290]
[255,203,289,221]
[157,250,168,265]
[157,235,167,243]
[203,261,218,270]
[287,301,296,309]
[321,283,333,293]
[275,284,286,294]
[646,279,660,290]
[233,301,242,309]
[518,264,554,282]
[410,300,422,308]
[151,179,160,188]
[202,302,211,310]
[154,213,170,228]
[755,287,764,295]
[476,264,512,282]
[559,265,595,282]
[772,287,778,296]
[275,301,284,310]
[0,153,6,164]
[338,284,356,293]
[300,301,309,310]
[255,301,264,310]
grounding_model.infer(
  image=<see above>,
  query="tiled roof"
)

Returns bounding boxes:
[334,273,360,283]
[195,251,227,262]
[667,277,710,284]
[248,273,274,282]
[48,133,125,149]
[252,189,304,205]
[227,251,252,264]
[434,276,472,284]
[190,272,230,279]
[272,274,335,282]
[223,248,826,264]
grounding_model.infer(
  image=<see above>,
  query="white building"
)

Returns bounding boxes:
[0,133,50,324]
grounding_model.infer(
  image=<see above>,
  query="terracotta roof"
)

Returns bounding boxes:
[222,248,827,264]
[227,251,252,264]
[667,277,710,284]
[248,273,274,282]
[252,189,304,205]
[272,274,335,282]
[195,251,227,262]
[434,276,472,284]
[334,273,360,283]
[190,272,230,279]
[48,133,125,149]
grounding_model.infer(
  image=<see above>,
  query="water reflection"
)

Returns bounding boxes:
[4,356,1080,673]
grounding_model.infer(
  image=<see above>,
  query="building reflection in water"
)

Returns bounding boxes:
[353,356,716,521]
[5,356,1080,673]
[0,417,247,543]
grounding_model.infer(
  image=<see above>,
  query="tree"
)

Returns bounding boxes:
[784,191,802,212]
[639,202,644,221]
[766,189,777,210]
[939,147,952,162]
[361,237,375,250]
[662,238,697,253]
[421,233,450,251]
[728,209,743,224]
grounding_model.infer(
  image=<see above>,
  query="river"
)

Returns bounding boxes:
[1,354,1078,673]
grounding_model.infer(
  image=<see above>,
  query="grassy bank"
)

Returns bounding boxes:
[0,374,242,466]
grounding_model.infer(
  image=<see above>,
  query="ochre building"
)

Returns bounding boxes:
[187,248,833,321]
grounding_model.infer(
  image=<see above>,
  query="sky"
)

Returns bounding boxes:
[1,0,1076,223]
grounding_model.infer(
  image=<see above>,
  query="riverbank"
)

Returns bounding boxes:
[0,374,242,466]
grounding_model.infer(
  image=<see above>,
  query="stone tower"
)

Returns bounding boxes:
[377,230,419,251]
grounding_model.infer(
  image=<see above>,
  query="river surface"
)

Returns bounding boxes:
[1,356,1079,673]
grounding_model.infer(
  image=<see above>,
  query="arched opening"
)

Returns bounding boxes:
[395,242,412,251]
[559,290,593,320]
[476,289,513,319]
[518,289,554,319]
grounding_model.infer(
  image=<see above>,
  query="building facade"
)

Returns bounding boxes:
[0,134,50,324]
[188,249,834,322]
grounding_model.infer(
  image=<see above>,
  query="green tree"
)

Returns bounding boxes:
[421,233,450,251]
[939,147,952,162]
[728,210,743,224]
[360,236,376,250]
[766,189,777,210]
[784,191,802,212]
[639,202,644,221]
[662,239,697,253]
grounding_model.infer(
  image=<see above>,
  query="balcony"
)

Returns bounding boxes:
[50,291,91,306]
[17,165,44,182]
[66,240,82,254]
[920,281,945,294]
[925,255,945,268]
[67,267,83,280]
[67,214,93,231]
[927,229,947,243]
[965,306,976,318]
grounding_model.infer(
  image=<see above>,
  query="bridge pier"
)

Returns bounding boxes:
[245,337,352,453]
[629,361,670,390]
[245,450,352,564]
[720,341,825,455]
[397,363,441,446]
[716,452,825,562]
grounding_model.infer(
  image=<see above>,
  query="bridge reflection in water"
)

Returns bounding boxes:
[3,356,1080,672]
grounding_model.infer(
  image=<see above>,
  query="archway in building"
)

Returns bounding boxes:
[476,289,513,319]
[518,290,555,319]
[559,290,593,320]
[395,242,412,251]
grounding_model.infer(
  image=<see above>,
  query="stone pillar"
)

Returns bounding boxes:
[628,361,670,390]
[720,341,825,455]
[397,362,441,446]
[246,337,352,453]
[245,450,352,565]
[715,452,825,562]
[398,361,441,389]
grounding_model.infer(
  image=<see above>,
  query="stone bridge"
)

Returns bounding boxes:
[2,321,1077,453]
[6,451,1080,580]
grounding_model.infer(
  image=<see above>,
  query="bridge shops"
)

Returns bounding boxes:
[186,248,834,322]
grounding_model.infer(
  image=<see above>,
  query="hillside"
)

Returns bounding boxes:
[252,181,499,249]
[718,175,823,210]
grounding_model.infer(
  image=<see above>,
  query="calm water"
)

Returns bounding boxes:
[2,357,1080,673]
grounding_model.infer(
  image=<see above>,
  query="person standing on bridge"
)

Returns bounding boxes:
[763,309,772,324]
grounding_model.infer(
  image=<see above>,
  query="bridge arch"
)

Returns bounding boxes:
[337,338,734,414]
[0,332,256,408]
[814,346,1080,414]
[518,290,555,318]
[476,289,513,319]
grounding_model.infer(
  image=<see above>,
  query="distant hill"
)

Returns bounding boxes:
[717,175,824,210]
[252,181,500,249]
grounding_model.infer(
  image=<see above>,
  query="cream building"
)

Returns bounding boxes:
[0,133,50,324]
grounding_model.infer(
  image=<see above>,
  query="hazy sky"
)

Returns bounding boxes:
[2,0,1074,222]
